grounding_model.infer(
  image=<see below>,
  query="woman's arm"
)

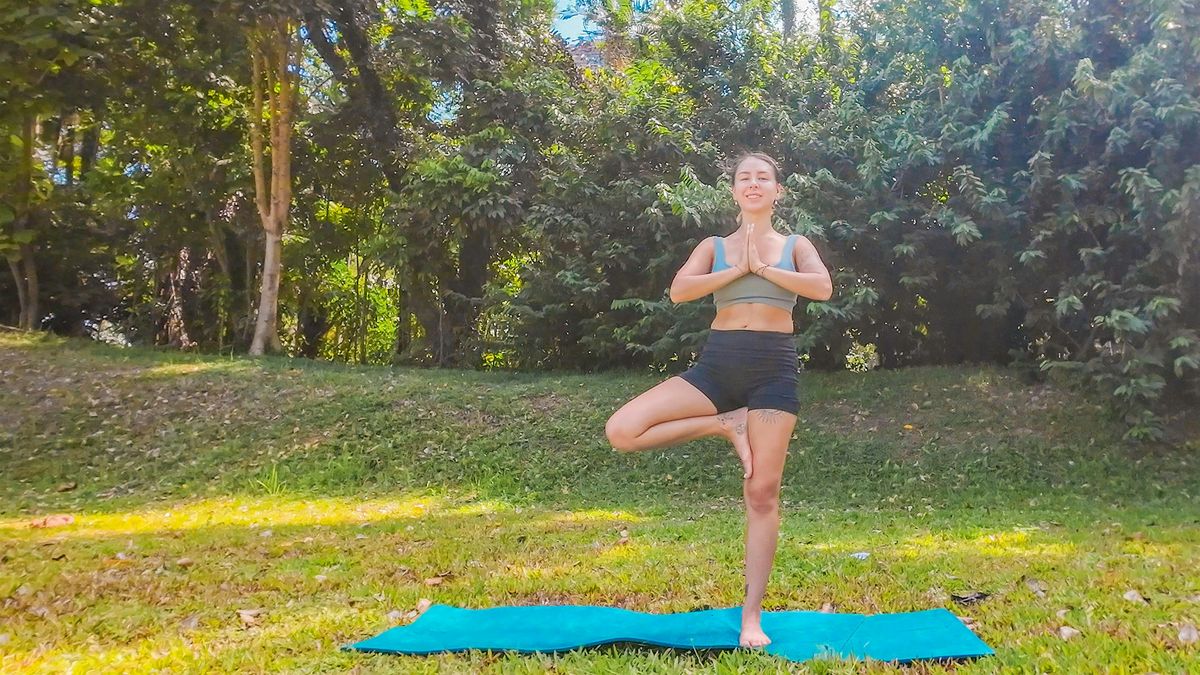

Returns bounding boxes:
[755,236,833,301]
[669,236,746,303]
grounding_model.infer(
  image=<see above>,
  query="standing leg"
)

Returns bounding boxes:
[739,406,797,648]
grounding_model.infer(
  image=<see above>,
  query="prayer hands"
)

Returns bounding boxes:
[746,222,766,275]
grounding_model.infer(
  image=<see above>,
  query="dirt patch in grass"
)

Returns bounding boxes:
[523,392,569,414]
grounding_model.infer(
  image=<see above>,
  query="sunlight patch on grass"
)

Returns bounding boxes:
[447,498,513,516]
[0,494,450,539]
[541,509,648,526]
[891,529,1078,559]
[138,360,254,379]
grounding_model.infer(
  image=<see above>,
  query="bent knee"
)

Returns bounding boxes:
[604,416,639,452]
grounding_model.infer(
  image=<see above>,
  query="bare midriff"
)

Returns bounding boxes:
[711,303,793,334]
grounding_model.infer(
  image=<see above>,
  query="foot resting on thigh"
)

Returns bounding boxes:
[716,407,753,478]
[740,610,771,648]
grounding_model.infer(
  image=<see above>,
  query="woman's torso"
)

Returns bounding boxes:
[711,232,795,334]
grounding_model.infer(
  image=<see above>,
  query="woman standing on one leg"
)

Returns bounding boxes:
[604,152,833,648]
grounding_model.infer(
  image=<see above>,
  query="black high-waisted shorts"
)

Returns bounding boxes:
[677,329,800,414]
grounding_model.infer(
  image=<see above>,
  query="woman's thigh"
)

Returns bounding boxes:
[745,407,797,498]
[606,376,720,441]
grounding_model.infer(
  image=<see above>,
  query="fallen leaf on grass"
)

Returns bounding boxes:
[55,482,77,492]
[951,591,990,606]
[1056,608,1070,619]
[1023,576,1047,598]
[1179,623,1198,645]
[1122,589,1149,604]
[958,616,979,631]
[175,557,194,568]
[1058,625,1082,640]
[400,598,434,622]
[423,572,453,586]
[386,610,404,622]
[237,609,264,626]
[180,615,200,631]
[29,514,74,528]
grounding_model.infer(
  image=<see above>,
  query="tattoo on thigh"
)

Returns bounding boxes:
[753,409,786,424]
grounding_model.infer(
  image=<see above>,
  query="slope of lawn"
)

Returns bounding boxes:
[1,330,1197,673]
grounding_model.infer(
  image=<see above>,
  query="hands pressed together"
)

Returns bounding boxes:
[734,222,770,277]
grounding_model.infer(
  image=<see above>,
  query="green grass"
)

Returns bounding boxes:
[1,330,1197,673]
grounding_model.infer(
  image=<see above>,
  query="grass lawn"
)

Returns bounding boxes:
[1,330,1197,673]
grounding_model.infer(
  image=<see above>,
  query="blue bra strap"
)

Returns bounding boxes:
[781,234,798,270]
[712,236,727,270]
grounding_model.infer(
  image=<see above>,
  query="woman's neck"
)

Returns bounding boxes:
[734,212,775,238]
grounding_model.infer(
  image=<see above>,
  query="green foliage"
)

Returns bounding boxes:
[3,0,1195,438]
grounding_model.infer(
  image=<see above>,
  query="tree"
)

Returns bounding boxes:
[245,14,300,355]
[0,2,103,329]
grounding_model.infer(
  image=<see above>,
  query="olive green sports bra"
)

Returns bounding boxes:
[710,234,800,312]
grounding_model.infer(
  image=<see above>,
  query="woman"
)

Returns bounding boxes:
[604,152,833,648]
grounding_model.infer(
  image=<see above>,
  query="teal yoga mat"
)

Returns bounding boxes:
[345,604,995,664]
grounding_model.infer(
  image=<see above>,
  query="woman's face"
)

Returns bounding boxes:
[731,157,782,215]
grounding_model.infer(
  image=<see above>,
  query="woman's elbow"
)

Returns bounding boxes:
[806,277,835,300]
[669,279,691,304]
[816,277,834,301]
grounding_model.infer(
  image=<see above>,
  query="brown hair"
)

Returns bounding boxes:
[728,152,783,184]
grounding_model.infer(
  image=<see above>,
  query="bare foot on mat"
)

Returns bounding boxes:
[739,619,771,648]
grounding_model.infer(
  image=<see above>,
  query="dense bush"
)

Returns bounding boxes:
[3,0,1195,438]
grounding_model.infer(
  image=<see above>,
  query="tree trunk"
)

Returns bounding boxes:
[7,257,29,327]
[61,114,76,187]
[7,113,39,330]
[250,227,283,354]
[246,16,297,356]
[402,271,449,364]
[444,226,491,366]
